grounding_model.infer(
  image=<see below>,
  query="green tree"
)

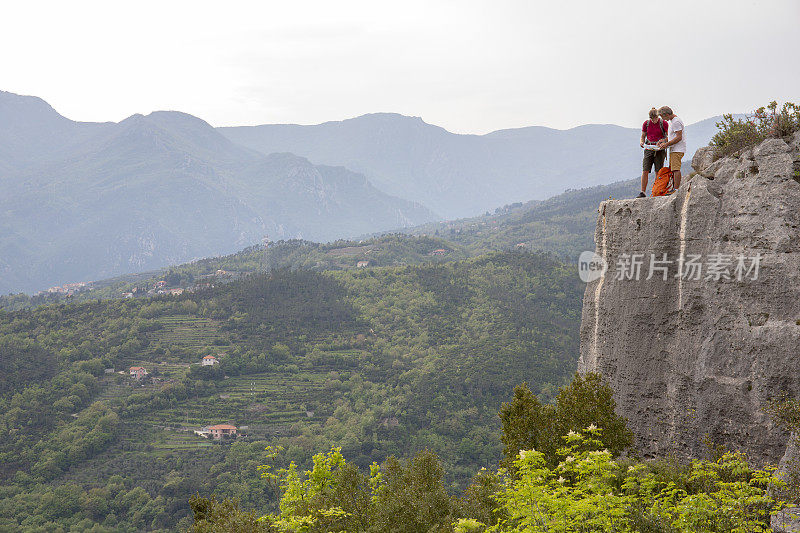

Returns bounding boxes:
[499,383,556,469]
[259,447,371,532]
[499,374,632,469]
[371,450,456,533]
[259,447,458,533]
[553,373,632,458]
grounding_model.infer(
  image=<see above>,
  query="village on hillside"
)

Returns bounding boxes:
[121,270,240,299]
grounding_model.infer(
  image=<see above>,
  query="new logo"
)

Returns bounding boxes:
[578,251,607,283]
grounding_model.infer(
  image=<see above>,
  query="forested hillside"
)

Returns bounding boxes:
[0,235,464,312]
[0,251,583,531]
[0,177,636,314]
[406,177,640,259]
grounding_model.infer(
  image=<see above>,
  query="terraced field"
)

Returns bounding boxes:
[150,429,214,452]
[96,379,131,402]
[135,371,335,439]
[149,315,227,351]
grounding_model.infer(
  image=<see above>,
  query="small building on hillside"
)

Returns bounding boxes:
[202,355,219,366]
[129,366,148,380]
[429,249,448,256]
[356,260,371,268]
[208,424,237,439]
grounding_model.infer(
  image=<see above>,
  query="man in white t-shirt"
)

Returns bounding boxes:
[656,106,686,190]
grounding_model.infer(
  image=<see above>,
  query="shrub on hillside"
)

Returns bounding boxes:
[189,494,269,532]
[711,101,800,159]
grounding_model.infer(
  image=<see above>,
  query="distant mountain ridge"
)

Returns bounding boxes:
[0,91,436,294]
[221,112,726,218]
[0,89,731,293]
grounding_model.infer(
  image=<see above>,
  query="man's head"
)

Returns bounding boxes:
[658,106,675,120]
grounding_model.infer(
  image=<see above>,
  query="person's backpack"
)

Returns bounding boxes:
[651,166,673,196]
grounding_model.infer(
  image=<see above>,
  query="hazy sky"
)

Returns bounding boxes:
[2,0,798,133]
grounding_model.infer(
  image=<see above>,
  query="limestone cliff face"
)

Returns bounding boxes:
[578,133,800,464]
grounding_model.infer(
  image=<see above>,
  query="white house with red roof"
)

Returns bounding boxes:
[208,424,237,439]
[129,366,148,380]
[202,355,219,366]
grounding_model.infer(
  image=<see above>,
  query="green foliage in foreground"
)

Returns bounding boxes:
[465,428,783,533]
[711,101,800,159]
[191,429,787,533]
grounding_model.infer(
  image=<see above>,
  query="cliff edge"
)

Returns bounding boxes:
[578,132,800,465]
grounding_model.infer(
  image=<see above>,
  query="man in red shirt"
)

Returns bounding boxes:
[637,107,669,198]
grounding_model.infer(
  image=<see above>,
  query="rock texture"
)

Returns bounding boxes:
[578,133,800,465]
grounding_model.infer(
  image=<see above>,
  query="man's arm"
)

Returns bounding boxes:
[658,130,682,148]
[640,131,647,147]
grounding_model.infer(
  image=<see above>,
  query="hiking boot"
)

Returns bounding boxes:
[636,192,646,198]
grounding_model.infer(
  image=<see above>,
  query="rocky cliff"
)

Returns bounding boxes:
[578,133,800,465]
